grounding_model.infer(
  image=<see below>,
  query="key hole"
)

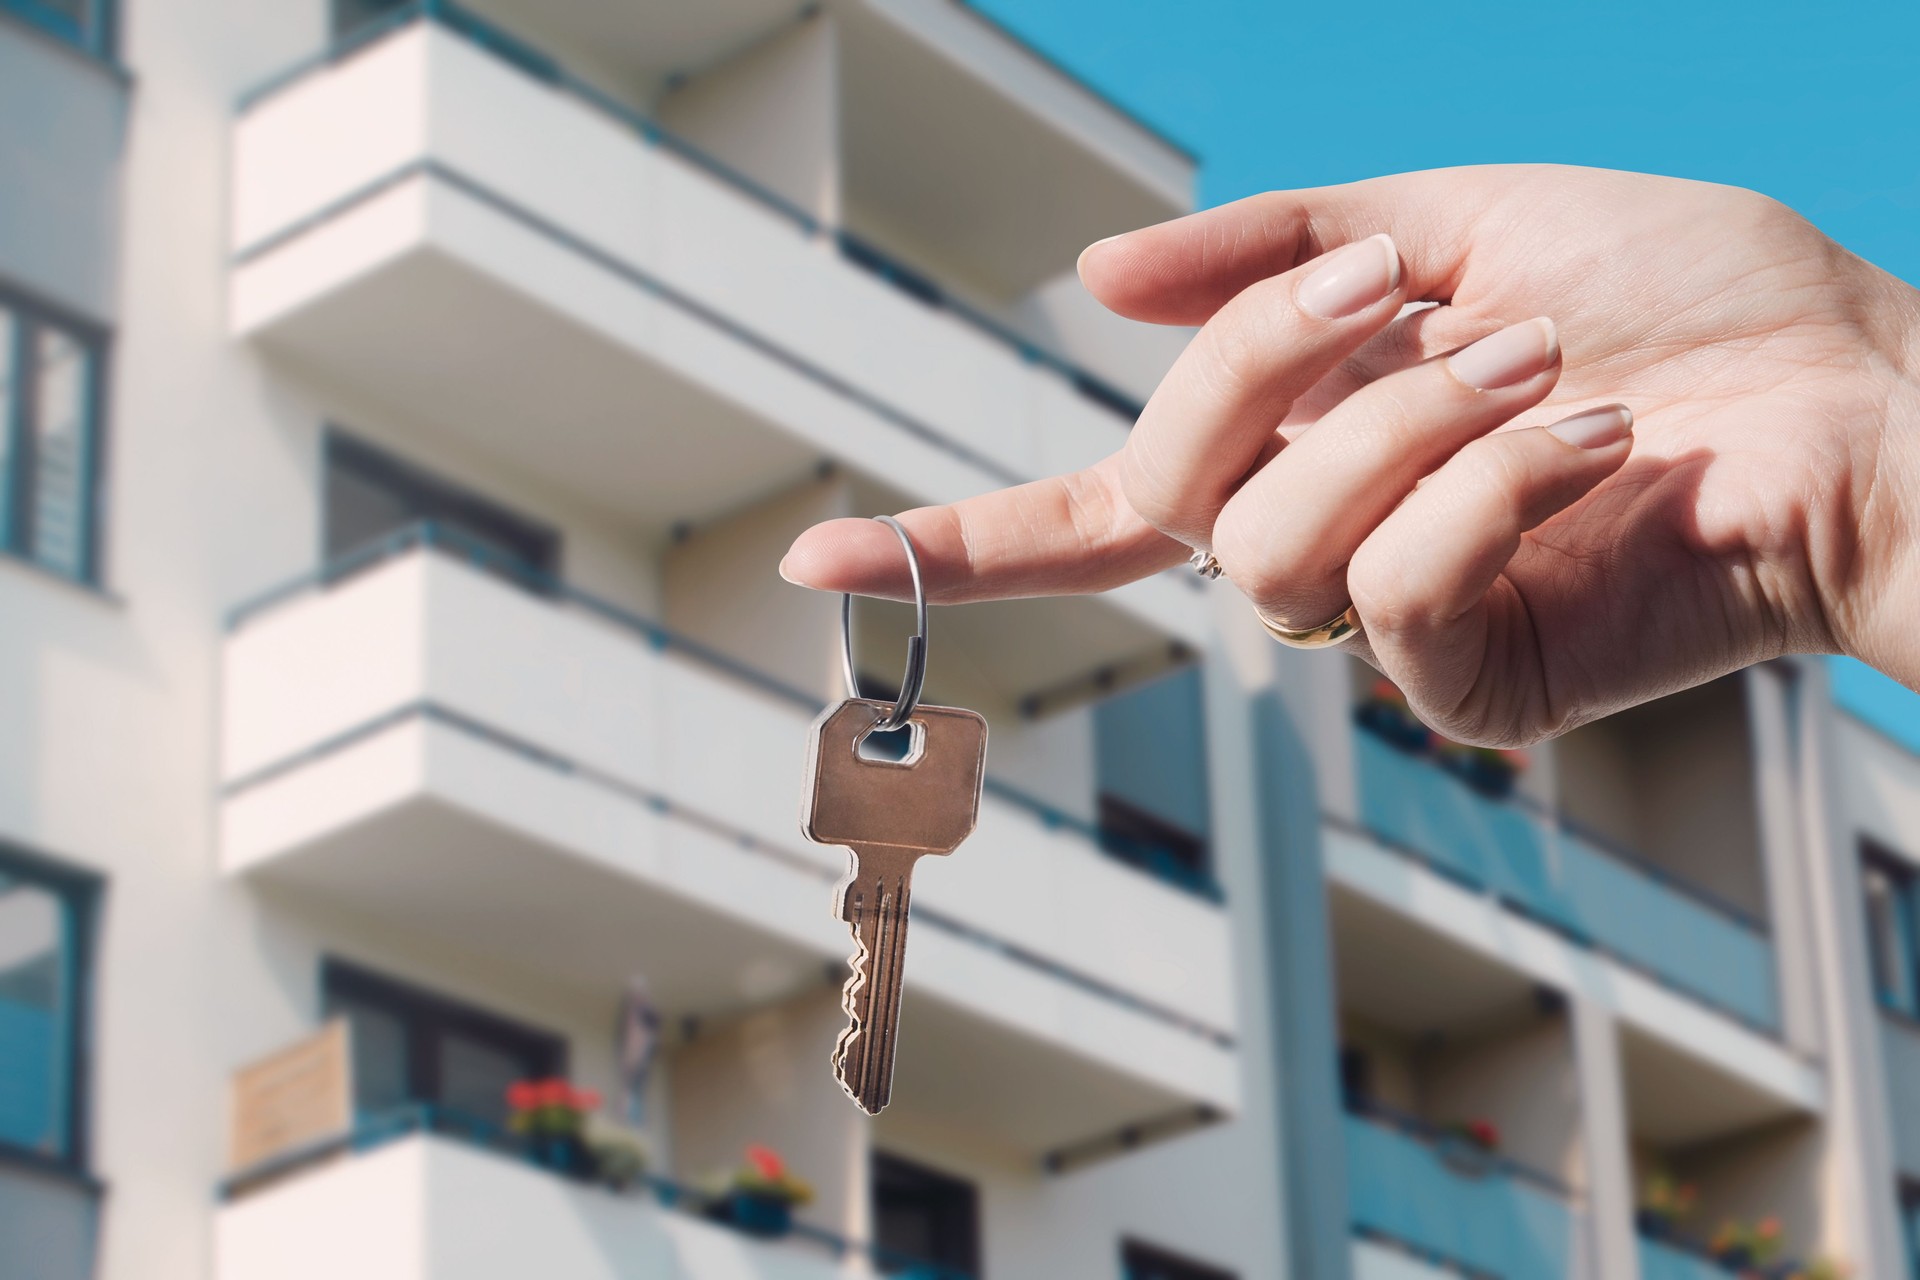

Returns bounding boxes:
[856,720,924,766]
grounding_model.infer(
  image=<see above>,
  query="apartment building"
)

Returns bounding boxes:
[4,2,1920,1280]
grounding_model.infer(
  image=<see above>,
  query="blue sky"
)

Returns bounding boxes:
[973,0,1920,734]
[972,0,1920,287]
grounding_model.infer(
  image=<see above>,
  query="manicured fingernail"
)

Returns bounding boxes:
[1078,233,1123,272]
[1296,233,1401,319]
[1449,317,1560,390]
[1547,403,1634,449]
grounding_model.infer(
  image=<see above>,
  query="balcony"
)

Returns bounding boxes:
[226,2,1204,662]
[217,529,1238,1162]
[217,1113,950,1280]
[1344,1111,1575,1280]
[1350,727,1778,1033]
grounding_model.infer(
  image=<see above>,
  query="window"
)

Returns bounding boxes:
[872,1152,980,1278]
[1093,667,1213,892]
[1903,1183,1920,1280]
[321,961,565,1129]
[324,430,559,583]
[0,846,97,1166]
[0,293,105,584]
[1121,1240,1236,1280]
[1863,845,1920,1016]
[2,0,112,57]
[329,0,407,39]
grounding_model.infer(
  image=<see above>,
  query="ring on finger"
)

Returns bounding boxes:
[1255,602,1363,649]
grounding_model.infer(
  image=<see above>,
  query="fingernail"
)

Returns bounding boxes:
[1547,403,1634,449]
[1078,233,1123,273]
[777,556,803,585]
[1449,317,1560,390]
[1296,233,1401,319]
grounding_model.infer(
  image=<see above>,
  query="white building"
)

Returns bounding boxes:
[2,2,1919,1280]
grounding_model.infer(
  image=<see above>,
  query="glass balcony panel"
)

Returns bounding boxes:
[1638,1235,1739,1280]
[1353,731,1778,1031]
[1344,1114,1571,1279]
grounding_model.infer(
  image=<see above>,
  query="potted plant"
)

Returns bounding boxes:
[1355,678,1432,753]
[505,1078,601,1180]
[703,1144,814,1238]
[1636,1172,1699,1240]
[1433,739,1529,799]
[1709,1216,1783,1270]
[1435,1117,1500,1176]
[587,1127,649,1192]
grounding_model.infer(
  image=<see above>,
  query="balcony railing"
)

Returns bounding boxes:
[221,1103,972,1280]
[1351,725,1780,1032]
[238,0,1146,426]
[228,521,1218,904]
[1344,1108,1574,1279]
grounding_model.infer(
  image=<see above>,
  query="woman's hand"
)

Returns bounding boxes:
[781,165,1920,744]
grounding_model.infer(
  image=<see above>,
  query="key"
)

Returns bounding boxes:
[801,696,987,1114]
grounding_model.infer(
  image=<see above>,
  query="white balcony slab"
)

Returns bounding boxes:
[218,552,1239,1153]
[1324,824,1824,1119]
[217,1134,851,1280]
[227,22,1205,655]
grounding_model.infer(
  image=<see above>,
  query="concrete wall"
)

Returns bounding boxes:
[1422,1016,1584,1190]
[668,989,865,1242]
[1668,1118,1824,1264]
[0,22,124,320]
[1557,680,1766,917]
[657,14,840,226]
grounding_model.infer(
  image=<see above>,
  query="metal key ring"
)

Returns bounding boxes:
[839,515,928,733]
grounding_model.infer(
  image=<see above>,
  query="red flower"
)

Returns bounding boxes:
[536,1078,573,1108]
[506,1080,540,1111]
[574,1087,602,1112]
[745,1144,786,1180]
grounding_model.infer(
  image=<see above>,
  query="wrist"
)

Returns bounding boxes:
[1833,273,1920,689]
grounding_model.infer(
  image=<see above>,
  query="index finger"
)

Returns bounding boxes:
[1080,167,1511,325]
[778,455,1186,604]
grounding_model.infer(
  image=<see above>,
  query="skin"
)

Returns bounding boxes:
[781,166,1920,746]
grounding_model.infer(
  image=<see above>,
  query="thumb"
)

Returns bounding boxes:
[1079,166,1507,326]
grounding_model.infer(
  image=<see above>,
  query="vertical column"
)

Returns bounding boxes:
[1256,637,1358,1280]
[1791,659,1905,1274]
[1745,664,1823,1052]
[1571,999,1639,1280]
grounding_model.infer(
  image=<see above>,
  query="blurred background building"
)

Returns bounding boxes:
[2,2,1919,1279]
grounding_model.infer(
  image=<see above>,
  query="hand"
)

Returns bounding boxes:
[781,166,1920,744]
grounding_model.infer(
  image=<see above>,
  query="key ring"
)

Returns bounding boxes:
[839,515,928,733]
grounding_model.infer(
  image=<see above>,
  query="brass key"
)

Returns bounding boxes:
[802,696,987,1114]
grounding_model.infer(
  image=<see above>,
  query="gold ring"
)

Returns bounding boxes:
[1256,603,1363,649]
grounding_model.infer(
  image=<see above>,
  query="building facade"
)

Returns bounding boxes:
[2,2,1919,1279]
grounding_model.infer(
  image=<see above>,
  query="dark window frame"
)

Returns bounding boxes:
[1863,841,1920,1018]
[0,281,110,587]
[319,959,567,1121]
[871,1150,981,1278]
[0,0,116,60]
[0,840,101,1174]
[322,428,560,585]
[1120,1238,1237,1280]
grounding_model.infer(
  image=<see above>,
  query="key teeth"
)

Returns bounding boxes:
[832,861,901,1115]
[833,903,889,1114]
